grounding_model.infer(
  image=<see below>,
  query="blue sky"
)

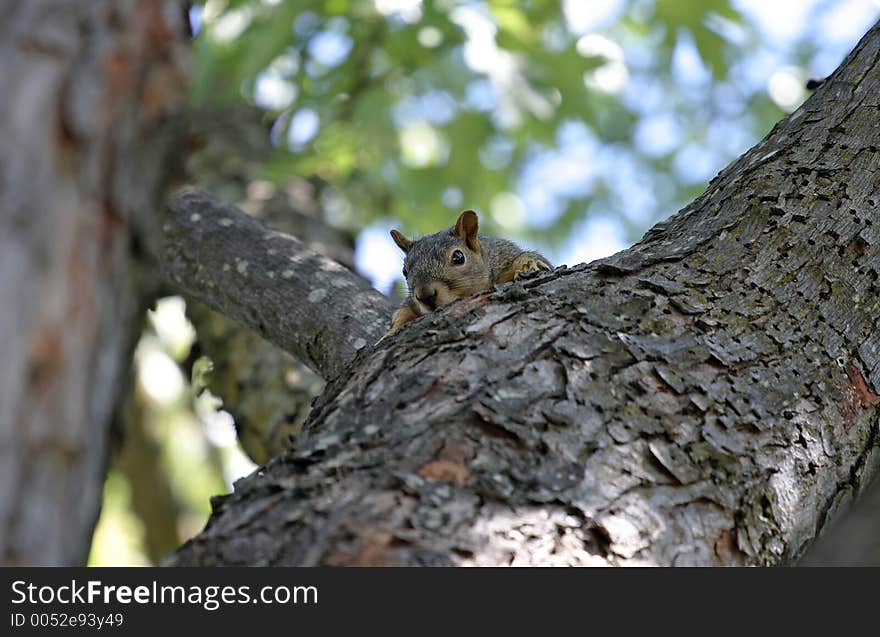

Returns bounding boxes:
[351,0,880,294]
[241,0,880,295]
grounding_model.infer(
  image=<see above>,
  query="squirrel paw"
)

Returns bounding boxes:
[377,300,422,344]
[375,330,392,345]
[512,257,552,281]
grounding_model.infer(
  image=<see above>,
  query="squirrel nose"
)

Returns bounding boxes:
[415,285,439,310]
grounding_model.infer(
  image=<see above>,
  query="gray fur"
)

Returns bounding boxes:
[403,230,544,288]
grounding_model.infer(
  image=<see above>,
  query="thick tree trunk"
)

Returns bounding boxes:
[168,21,880,565]
[167,20,880,567]
[0,0,188,565]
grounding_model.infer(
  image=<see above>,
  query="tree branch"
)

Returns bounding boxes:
[187,300,324,464]
[800,474,880,565]
[161,188,394,379]
[180,106,354,461]
[169,20,880,566]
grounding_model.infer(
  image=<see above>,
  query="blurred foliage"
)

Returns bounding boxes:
[89,298,257,566]
[187,0,830,251]
[90,0,880,564]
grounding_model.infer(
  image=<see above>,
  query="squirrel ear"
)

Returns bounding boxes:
[390,229,412,253]
[454,210,480,251]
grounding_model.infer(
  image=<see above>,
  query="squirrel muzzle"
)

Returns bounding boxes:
[414,284,438,310]
[414,281,455,311]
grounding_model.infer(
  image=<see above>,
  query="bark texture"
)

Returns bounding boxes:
[180,115,358,462]
[161,189,393,380]
[170,21,880,566]
[0,0,189,565]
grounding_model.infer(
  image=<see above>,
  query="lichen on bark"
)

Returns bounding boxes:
[167,19,880,566]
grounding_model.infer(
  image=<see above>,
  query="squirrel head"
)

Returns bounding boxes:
[390,210,492,313]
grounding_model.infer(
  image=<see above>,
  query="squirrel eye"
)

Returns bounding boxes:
[451,250,465,265]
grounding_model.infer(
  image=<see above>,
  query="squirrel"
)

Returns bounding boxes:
[381,210,552,339]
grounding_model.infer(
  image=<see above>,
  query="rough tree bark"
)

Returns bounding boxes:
[162,189,393,380]
[166,20,880,566]
[0,0,189,565]
[181,111,356,463]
